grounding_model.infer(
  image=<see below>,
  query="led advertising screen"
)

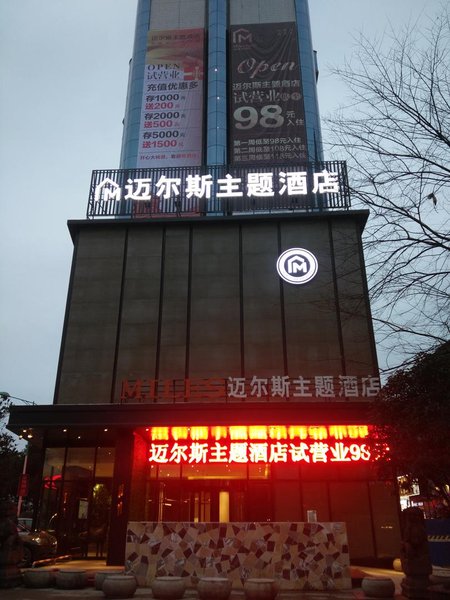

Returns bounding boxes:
[138,28,205,167]
[229,22,307,165]
[147,424,372,466]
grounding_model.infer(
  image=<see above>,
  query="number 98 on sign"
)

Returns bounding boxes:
[234,105,284,130]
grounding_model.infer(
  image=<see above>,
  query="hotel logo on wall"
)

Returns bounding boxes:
[138,28,205,168]
[229,22,307,165]
[277,248,318,285]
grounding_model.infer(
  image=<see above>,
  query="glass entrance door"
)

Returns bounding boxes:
[39,446,115,558]
[153,480,246,522]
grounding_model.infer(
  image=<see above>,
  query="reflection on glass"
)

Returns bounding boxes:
[95,447,115,477]
[65,448,95,479]
[158,464,181,479]
[248,464,270,479]
[272,463,298,480]
[43,447,65,478]
[182,463,247,479]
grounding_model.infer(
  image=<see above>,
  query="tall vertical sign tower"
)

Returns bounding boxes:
[120,0,323,169]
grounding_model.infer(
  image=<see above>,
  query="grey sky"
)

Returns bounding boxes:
[0,0,442,407]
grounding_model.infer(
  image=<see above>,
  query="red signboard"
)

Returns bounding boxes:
[138,28,205,168]
[147,424,372,465]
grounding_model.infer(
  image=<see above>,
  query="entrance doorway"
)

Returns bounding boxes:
[152,480,247,522]
[39,446,115,558]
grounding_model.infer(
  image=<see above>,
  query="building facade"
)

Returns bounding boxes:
[9,0,401,579]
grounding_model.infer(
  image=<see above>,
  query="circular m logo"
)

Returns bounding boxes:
[276,248,318,285]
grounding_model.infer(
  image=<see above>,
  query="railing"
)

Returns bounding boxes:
[87,161,350,219]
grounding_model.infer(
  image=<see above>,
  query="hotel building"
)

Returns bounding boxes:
[9,0,401,586]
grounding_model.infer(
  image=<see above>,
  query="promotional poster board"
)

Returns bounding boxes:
[138,28,205,167]
[229,22,307,165]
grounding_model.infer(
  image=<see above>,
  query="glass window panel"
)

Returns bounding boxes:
[149,464,159,480]
[43,447,65,478]
[274,481,301,520]
[246,483,272,521]
[329,482,374,558]
[181,463,247,479]
[158,464,181,479]
[301,481,330,521]
[248,464,270,479]
[38,479,61,530]
[230,490,245,521]
[65,448,95,479]
[95,447,115,478]
[272,463,299,480]
[369,481,402,558]
[157,481,182,521]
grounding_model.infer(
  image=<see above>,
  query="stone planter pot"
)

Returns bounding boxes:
[55,568,87,589]
[23,568,55,588]
[198,577,232,600]
[151,576,186,599]
[244,578,278,600]
[361,577,395,598]
[95,569,125,591]
[102,574,137,599]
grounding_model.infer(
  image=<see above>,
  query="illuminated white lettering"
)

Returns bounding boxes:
[229,442,248,463]
[312,170,339,194]
[249,442,268,463]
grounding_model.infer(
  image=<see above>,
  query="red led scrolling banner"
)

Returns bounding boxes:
[147,424,372,465]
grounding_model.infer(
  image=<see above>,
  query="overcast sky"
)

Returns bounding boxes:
[0,0,443,408]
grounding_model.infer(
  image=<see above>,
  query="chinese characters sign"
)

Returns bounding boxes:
[138,29,204,167]
[93,169,340,204]
[229,23,307,165]
[147,424,372,465]
[121,375,381,403]
[228,375,380,398]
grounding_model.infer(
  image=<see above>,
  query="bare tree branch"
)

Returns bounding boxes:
[325,7,450,370]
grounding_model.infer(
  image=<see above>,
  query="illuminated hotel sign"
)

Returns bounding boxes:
[277,248,318,285]
[147,424,372,465]
[93,169,340,203]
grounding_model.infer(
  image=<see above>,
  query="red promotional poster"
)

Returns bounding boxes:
[138,28,205,168]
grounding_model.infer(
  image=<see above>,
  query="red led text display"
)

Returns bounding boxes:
[147,425,372,465]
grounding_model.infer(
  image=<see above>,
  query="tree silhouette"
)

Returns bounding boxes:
[369,342,450,513]
[327,7,450,369]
